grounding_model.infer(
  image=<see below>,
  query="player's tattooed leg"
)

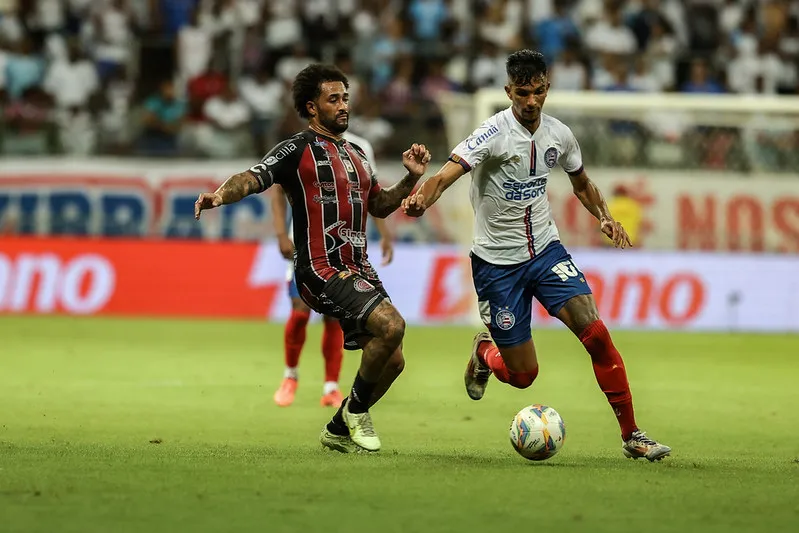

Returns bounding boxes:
[360,300,406,382]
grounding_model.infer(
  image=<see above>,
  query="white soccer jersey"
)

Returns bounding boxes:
[450,108,583,265]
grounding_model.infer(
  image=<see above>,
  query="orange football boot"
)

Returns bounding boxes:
[274,378,298,407]
[320,389,344,408]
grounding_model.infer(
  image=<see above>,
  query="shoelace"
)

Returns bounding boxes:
[357,413,377,437]
[632,431,658,446]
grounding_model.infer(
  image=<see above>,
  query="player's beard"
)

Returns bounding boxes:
[321,112,349,134]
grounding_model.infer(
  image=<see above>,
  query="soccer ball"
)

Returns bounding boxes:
[509,404,566,461]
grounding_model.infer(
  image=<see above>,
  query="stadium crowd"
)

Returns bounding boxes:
[0,0,797,170]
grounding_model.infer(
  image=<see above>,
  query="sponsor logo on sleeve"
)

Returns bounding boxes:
[465,124,500,151]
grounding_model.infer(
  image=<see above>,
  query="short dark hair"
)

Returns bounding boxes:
[292,64,349,118]
[506,50,548,86]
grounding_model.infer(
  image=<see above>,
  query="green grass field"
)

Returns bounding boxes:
[1,316,798,533]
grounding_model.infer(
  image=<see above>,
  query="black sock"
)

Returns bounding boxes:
[326,398,348,436]
[347,372,377,414]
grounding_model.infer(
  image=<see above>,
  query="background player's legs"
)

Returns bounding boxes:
[320,315,344,407]
[555,294,637,439]
[274,296,310,407]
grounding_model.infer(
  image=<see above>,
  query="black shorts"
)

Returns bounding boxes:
[295,269,390,350]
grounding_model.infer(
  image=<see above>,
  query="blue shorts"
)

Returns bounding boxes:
[471,241,592,348]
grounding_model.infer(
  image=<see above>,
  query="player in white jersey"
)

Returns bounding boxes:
[271,131,394,408]
[402,50,670,461]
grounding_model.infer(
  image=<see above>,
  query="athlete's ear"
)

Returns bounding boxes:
[306,100,316,118]
[504,84,512,100]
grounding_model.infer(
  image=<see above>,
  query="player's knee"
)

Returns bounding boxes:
[381,315,406,349]
[508,366,539,389]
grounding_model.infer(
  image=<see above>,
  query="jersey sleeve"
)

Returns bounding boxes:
[449,118,503,171]
[247,137,303,192]
[558,126,584,175]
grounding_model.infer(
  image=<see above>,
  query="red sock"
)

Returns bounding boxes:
[477,339,538,389]
[579,320,638,440]
[322,319,344,383]
[284,310,310,369]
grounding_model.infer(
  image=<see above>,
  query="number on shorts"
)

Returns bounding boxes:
[551,260,578,282]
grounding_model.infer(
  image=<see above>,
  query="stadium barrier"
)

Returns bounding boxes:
[1,159,798,251]
[1,237,797,332]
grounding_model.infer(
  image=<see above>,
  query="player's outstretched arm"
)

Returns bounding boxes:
[194,170,262,219]
[401,160,467,217]
[368,143,431,218]
[569,169,632,248]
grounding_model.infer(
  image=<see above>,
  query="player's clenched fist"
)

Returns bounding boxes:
[402,143,431,178]
[195,192,223,219]
[402,193,427,217]
[600,216,632,249]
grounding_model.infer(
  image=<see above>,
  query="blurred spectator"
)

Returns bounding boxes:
[680,59,724,94]
[97,66,134,154]
[56,106,96,156]
[550,46,588,91]
[137,80,185,157]
[43,42,99,109]
[177,7,213,85]
[408,0,450,55]
[371,17,413,91]
[197,81,251,158]
[382,55,416,121]
[0,43,7,93]
[275,43,314,85]
[90,0,134,81]
[348,95,394,156]
[158,0,198,37]
[644,16,678,90]
[584,4,637,56]
[239,67,284,154]
[629,56,660,92]
[264,0,302,52]
[470,40,507,89]
[2,87,52,155]
[534,3,579,64]
[478,0,524,51]
[5,39,45,99]
[186,64,228,122]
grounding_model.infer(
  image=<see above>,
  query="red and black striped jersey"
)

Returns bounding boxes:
[249,129,382,283]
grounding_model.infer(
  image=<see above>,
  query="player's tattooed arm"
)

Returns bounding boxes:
[368,172,422,218]
[368,143,431,218]
[569,169,632,248]
[215,171,262,204]
[194,171,261,219]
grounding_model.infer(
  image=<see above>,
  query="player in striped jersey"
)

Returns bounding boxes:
[195,64,430,453]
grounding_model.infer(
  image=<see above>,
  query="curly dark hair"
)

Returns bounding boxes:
[292,64,350,118]
[506,49,548,86]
